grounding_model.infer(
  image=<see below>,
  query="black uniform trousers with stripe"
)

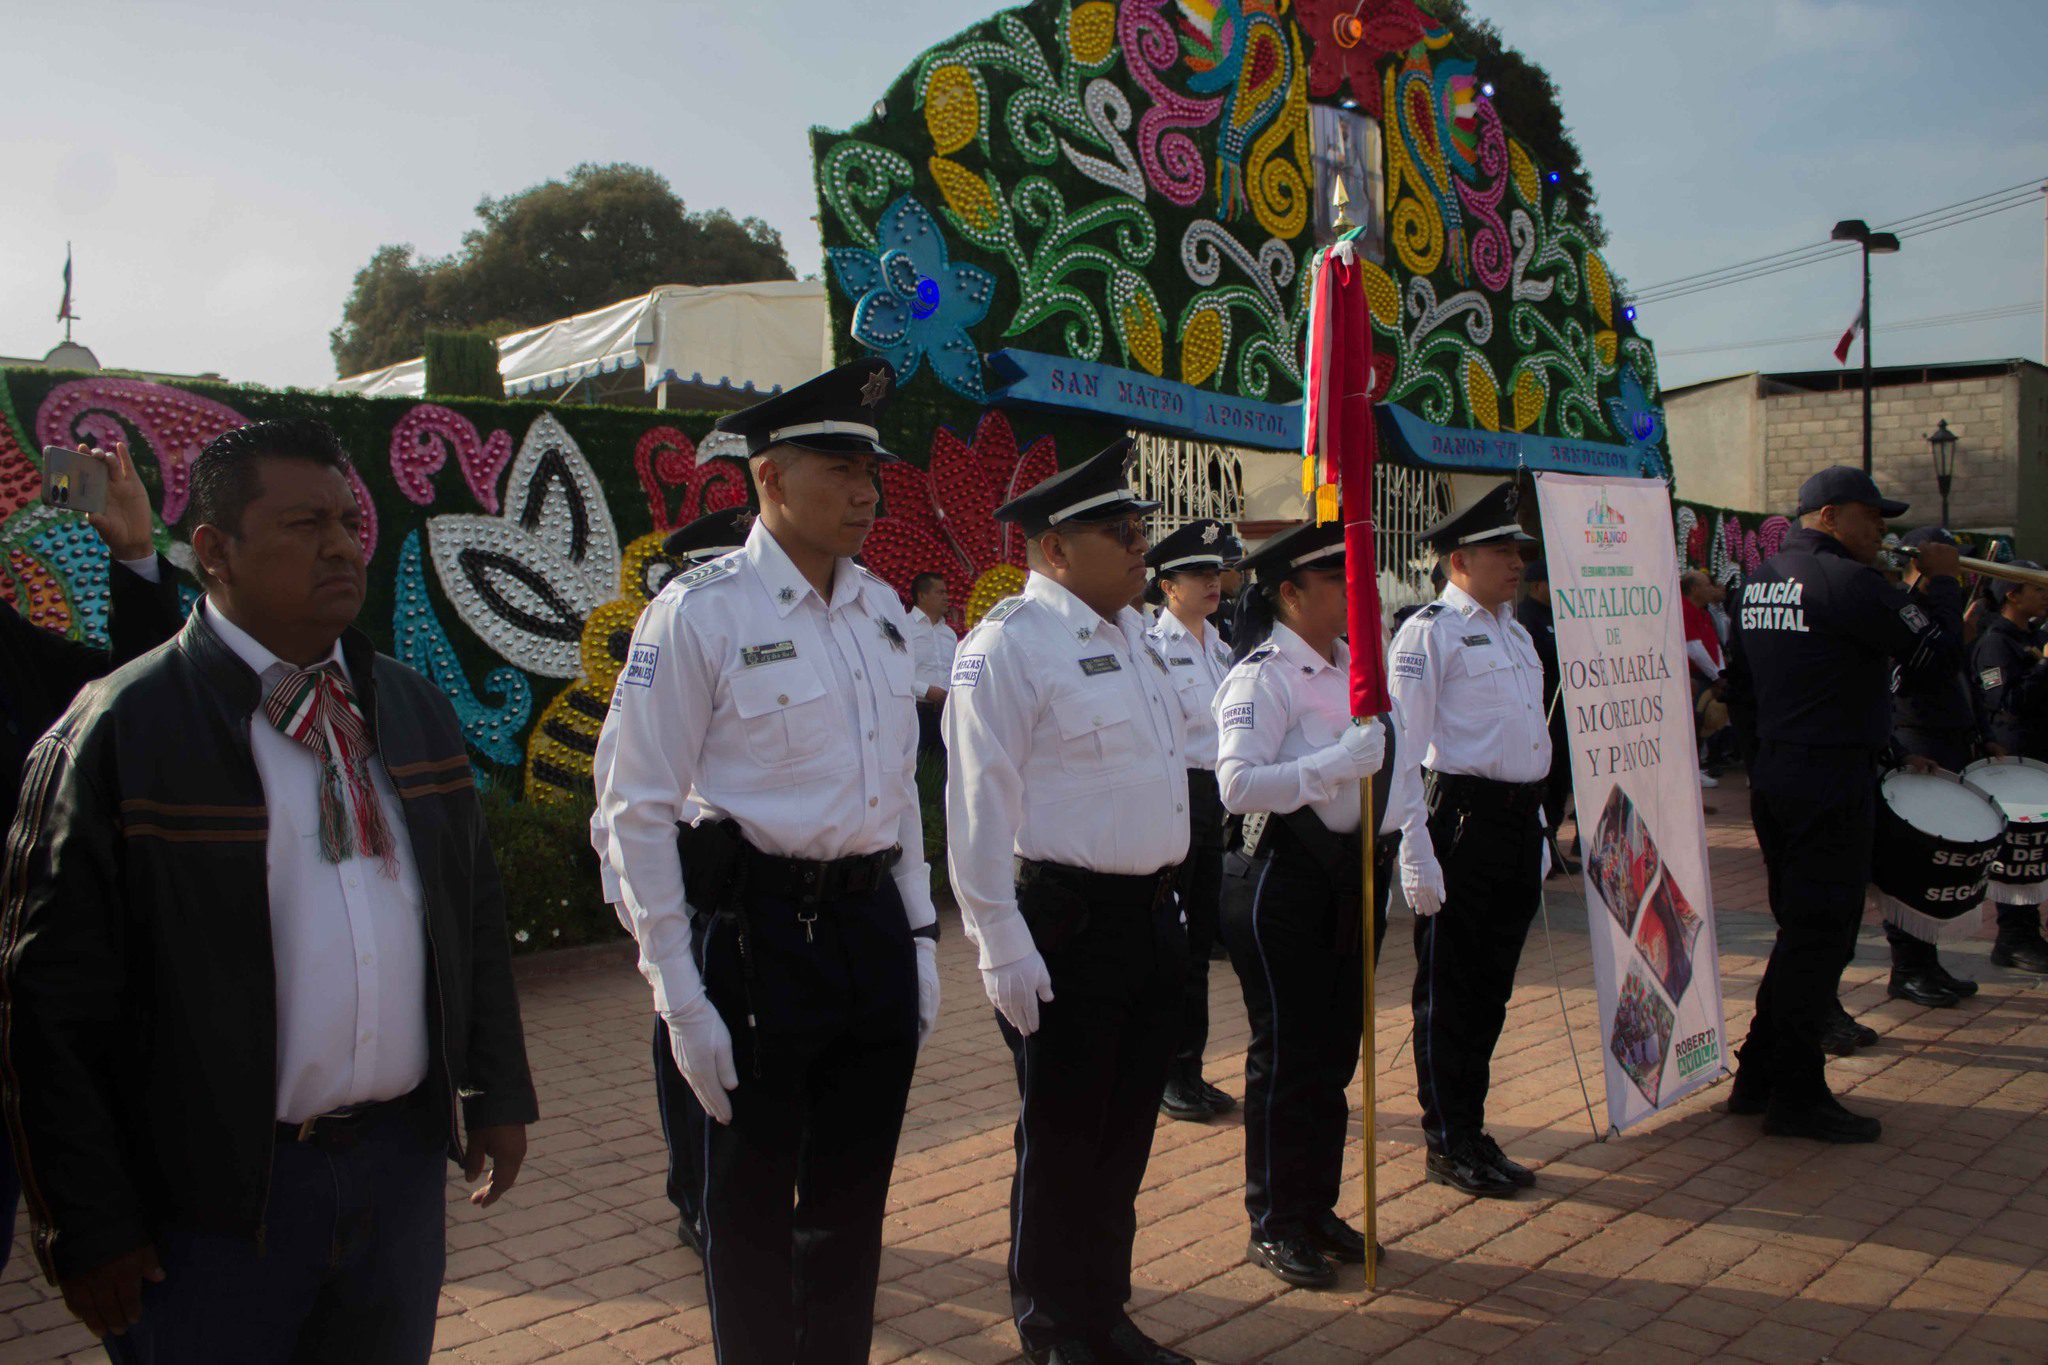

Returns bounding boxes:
[1172,768,1227,1077]
[998,866,1185,1351]
[1411,784,1544,1153]
[692,880,918,1364]
[651,1019,704,1240]
[1221,815,1395,1239]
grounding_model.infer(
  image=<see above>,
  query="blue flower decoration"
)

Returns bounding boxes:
[828,196,995,400]
[1608,365,1668,478]
[393,530,533,767]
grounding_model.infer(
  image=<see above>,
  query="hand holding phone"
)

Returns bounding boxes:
[41,445,111,517]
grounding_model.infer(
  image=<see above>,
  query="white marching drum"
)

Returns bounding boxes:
[1960,757,2048,904]
[1871,769,2004,942]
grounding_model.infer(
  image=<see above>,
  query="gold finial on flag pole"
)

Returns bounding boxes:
[1332,178,1355,232]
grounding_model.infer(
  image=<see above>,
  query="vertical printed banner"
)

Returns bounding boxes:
[1534,472,1728,1131]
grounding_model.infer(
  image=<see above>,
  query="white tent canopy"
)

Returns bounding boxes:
[329,280,829,401]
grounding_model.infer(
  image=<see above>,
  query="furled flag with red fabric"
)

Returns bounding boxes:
[1833,303,1865,364]
[1301,233,1387,718]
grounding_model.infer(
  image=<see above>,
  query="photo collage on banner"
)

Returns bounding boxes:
[1535,472,1728,1130]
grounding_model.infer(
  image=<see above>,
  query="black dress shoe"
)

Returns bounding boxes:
[1425,1141,1518,1197]
[1025,1340,1106,1365]
[1726,1067,1771,1116]
[677,1213,704,1257]
[1887,972,1962,1008]
[1928,962,1978,997]
[1304,1210,1367,1264]
[1991,936,2048,973]
[1474,1133,1536,1188]
[1195,1076,1237,1115]
[1103,1317,1195,1365]
[1246,1233,1338,1288]
[1819,1013,1867,1056]
[1160,1075,1214,1122]
[1763,1093,1881,1144]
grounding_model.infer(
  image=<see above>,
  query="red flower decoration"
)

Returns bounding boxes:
[1295,0,1431,117]
[635,426,751,531]
[863,410,1057,630]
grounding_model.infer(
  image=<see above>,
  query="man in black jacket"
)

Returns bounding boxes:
[0,439,185,1277]
[2,419,537,1361]
[1969,566,2048,973]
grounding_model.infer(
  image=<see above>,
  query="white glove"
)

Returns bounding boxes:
[1339,717,1386,773]
[663,993,739,1125]
[1402,856,1447,917]
[1541,838,1553,880]
[915,937,941,1048]
[980,949,1055,1036]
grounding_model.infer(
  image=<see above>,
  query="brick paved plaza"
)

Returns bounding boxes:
[5,774,2045,1363]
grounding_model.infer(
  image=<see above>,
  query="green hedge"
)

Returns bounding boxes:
[480,788,625,955]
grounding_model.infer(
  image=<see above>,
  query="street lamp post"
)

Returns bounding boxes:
[1927,418,1959,529]
[1831,219,1901,476]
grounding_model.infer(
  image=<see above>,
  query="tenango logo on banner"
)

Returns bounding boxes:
[1535,471,1728,1132]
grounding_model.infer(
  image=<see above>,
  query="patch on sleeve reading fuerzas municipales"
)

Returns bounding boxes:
[1221,702,1255,730]
[1393,651,1427,680]
[952,654,986,688]
[624,644,661,687]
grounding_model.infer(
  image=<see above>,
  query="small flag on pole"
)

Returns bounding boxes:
[57,244,77,330]
[1832,304,1864,365]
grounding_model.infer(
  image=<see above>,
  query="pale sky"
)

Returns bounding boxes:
[5,0,2044,393]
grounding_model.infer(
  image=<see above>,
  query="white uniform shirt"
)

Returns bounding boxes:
[1146,609,1234,770]
[597,522,938,1018]
[943,573,1191,970]
[1213,624,1404,835]
[204,601,429,1124]
[1387,581,1552,868]
[909,607,958,695]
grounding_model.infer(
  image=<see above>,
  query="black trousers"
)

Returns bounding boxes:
[1221,819,1393,1239]
[1000,870,1185,1350]
[1411,795,1542,1152]
[652,1018,703,1235]
[1884,726,1971,971]
[1173,769,1227,1076]
[916,701,944,756]
[1742,741,1876,1104]
[693,879,919,1364]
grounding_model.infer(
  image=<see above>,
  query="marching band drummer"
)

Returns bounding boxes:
[1145,518,1244,1123]
[1211,519,1394,1289]
[1723,467,1962,1145]
[1388,482,1551,1199]
[1969,561,2048,974]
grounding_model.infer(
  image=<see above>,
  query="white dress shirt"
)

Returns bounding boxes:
[943,572,1191,970]
[1213,624,1403,835]
[1146,609,1233,770]
[597,521,938,1019]
[203,601,429,1125]
[908,606,958,697]
[1386,581,1552,870]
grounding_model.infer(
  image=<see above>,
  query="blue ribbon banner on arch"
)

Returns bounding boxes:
[985,349,1303,451]
[1377,405,1659,478]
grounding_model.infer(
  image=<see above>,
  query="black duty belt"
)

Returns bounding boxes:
[742,843,901,905]
[1424,769,1547,818]
[1015,857,1181,912]
[275,1094,413,1147]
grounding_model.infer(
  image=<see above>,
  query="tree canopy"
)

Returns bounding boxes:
[1414,0,1609,249]
[330,163,795,377]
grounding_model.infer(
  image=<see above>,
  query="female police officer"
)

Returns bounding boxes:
[1212,520,1393,1288]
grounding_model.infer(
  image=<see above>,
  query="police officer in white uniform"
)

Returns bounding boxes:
[945,439,1195,1365]
[591,505,756,1261]
[1212,519,1396,1288]
[1144,518,1242,1123]
[597,360,942,1364]
[1388,482,1550,1199]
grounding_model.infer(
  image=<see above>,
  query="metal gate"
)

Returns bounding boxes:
[1130,432,1248,531]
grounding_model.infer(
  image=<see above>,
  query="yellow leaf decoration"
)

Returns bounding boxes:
[1511,369,1546,432]
[1595,329,1618,369]
[1124,295,1164,377]
[1068,2,1117,67]
[930,157,998,231]
[923,64,979,157]
[1180,307,1225,388]
[1465,355,1500,432]
[1586,250,1614,327]
[965,563,1026,629]
[1508,140,1540,207]
[1359,260,1400,330]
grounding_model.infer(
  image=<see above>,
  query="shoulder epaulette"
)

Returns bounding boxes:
[1418,602,1447,619]
[668,553,741,596]
[980,596,1026,625]
[1242,642,1278,664]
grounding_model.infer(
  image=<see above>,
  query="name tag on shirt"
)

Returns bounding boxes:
[1981,667,2004,689]
[741,641,797,668]
[1170,656,1195,666]
[1462,634,1492,647]
[1079,655,1122,676]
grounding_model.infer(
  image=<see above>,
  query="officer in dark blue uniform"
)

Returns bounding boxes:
[1969,561,2048,973]
[1724,467,1963,1143]
[1880,525,1980,1009]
